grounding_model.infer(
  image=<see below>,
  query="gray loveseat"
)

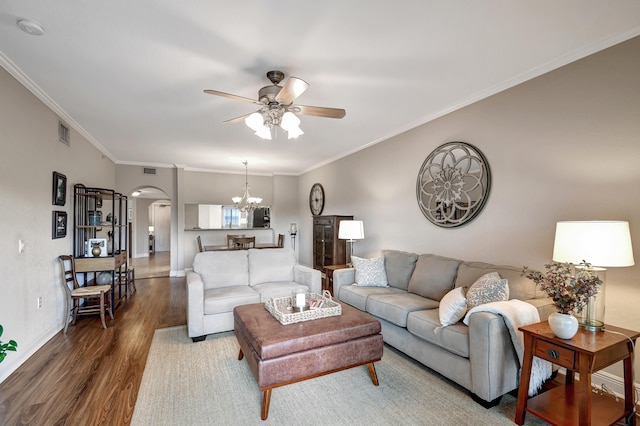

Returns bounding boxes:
[333,250,554,406]
[186,248,322,342]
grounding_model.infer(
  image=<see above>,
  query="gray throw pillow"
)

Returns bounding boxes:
[466,272,509,309]
[352,255,389,287]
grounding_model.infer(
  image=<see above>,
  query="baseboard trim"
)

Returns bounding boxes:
[0,325,61,384]
[557,367,639,400]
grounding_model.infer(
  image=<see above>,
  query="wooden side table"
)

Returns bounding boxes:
[323,264,349,295]
[515,321,639,426]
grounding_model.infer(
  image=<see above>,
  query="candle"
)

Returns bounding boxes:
[296,292,305,307]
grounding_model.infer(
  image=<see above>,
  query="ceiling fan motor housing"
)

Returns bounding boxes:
[258,85,281,103]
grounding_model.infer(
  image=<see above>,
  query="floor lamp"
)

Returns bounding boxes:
[552,220,634,331]
[338,220,364,267]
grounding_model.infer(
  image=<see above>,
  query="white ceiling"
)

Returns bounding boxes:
[1,1,639,175]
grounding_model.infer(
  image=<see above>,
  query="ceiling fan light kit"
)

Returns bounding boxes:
[245,110,303,140]
[205,70,345,140]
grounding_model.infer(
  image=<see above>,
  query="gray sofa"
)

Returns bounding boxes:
[186,248,322,342]
[333,250,554,406]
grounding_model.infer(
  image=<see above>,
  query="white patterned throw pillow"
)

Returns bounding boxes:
[439,286,468,326]
[466,272,509,309]
[352,255,389,287]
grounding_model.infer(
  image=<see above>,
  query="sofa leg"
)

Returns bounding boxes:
[192,335,207,343]
[471,393,501,408]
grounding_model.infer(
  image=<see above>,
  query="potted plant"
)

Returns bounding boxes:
[523,261,602,339]
[0,324,18,363]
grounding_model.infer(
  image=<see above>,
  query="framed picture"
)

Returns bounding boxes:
[52,211,67,239]
[52,171,67,206]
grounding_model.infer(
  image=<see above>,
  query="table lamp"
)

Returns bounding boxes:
[552,220,634,331]
[338,220,364,267]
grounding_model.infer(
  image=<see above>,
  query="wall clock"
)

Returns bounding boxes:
[309,183,325,216]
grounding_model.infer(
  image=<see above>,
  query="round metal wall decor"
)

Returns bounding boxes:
[416,141,491,228]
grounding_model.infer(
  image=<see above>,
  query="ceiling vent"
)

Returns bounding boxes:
[58,121,70,146]
[143,167,157,175]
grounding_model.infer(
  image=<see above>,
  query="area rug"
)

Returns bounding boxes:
[132,326,548,425]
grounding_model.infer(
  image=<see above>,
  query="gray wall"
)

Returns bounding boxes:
[297,36,640,383]
[0,67,116,382]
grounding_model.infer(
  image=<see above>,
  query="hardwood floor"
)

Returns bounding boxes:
[0,275,186,425]
[132,251,170,279]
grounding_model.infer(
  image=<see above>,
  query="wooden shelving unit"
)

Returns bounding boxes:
[73,184,129,307]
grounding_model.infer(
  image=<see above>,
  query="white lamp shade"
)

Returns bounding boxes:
[254,125,272,140]
[280,111,300,130]
[338,220,365,240]
[245,112,264,131]
[286,125,304,139]
[552,221,634,267]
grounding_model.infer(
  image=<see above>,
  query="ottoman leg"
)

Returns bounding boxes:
[261,389,272,420]
[367,362,379,386]
[238,349,244,360]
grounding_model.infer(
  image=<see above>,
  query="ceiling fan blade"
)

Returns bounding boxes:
[275,77,309,105]
[223,112,255,124]
[294,104,346,119]
[204,89,261,105]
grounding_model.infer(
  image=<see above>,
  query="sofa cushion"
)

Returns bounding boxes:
[203,286,260,315]
[366,292,439,327]
[352,255,388,287]
[381,250,419,291]
[407,309,470,358]
[248,248,295,286]
[439,286,468,326]
[193,251,249,289]
[252,282,309,302]
[455,261,543,300]
[407,254,461,301]
[338,285,404,311]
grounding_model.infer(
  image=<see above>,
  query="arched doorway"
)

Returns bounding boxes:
[130,186,171,278]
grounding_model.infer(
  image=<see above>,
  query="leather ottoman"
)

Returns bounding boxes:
[234,302,383,420]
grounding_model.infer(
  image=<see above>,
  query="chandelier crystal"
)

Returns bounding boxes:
[232,161,262,212]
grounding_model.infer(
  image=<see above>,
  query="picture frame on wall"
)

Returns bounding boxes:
[52,210,67,239]
[52,171,67,206]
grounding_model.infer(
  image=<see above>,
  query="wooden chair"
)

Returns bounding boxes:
[277,234,285,248]
[232,236,255,249]
[197,235,204,252]
[226,234,246,248]
[125,264,136,297]
[118,263,136,298]
[58,255,114,333]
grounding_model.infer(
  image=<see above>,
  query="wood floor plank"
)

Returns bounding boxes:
[0,276,186,426]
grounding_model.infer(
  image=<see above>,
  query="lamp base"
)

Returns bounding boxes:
[579,319,605,332]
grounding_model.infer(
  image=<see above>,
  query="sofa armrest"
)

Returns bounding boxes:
[333,268,355,298]
[186,271,205,337]
[294,264,322,294]
[522,297,556,322]
[468,311,520,403]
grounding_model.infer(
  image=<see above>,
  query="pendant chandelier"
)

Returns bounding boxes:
[232,161,262,212]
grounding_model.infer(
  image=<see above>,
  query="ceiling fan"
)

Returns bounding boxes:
[204,70,346,140]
